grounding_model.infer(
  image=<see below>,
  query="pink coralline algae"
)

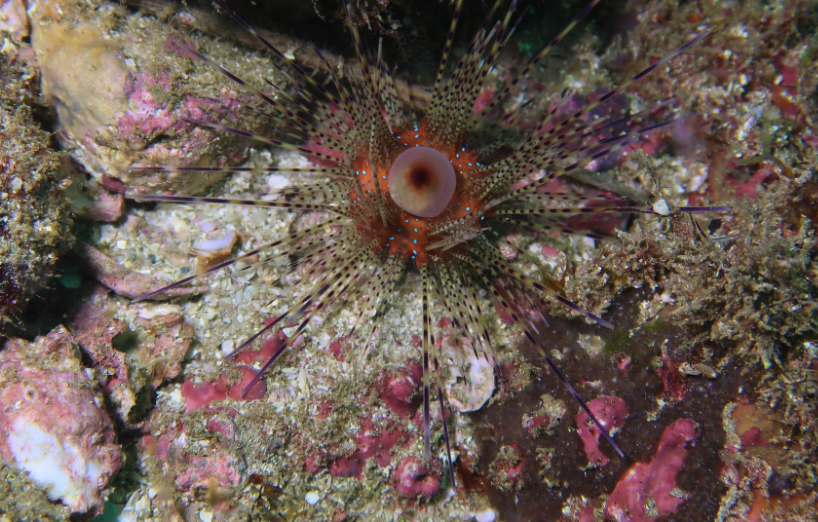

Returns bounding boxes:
[181,366,267,413]
[393,456,442,499]
[72,297,133,407]
[604,419,699,522]
[379,363,423,419]
[72,291,194,426]
[330,417,413,478]
[0,327,122,516]
[145,425,244,495]
[31,18,251,195]
[235,329,285,366]
[576,396,628,466]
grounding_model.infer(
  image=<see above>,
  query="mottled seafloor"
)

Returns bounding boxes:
[0,0,816,521]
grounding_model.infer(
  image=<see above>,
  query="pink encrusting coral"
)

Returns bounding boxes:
[393,456,442,498]
[329,417,414,478]
[0,327,122,516]
[379,363,423,419]
[181,366,267,413]
[576,396,628,466]
[604,419,699,522]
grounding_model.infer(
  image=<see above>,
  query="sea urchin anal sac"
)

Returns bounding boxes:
[128,0,717,486]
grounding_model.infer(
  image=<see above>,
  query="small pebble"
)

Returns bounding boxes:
[652,198,670,216]
[475,508,496,522]
[305,491,320,505]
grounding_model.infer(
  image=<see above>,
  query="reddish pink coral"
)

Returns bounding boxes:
[604,419,699,522]
[576,396,628,467]
[305,453,325,474]
[181,366,266,413]
[181,375,228,412]
[227,366,268,401]
[329,417,413,478]
[330,456,363,478]
[235,330,286,365]
[329,340,344,361]
[393,456,442,498]
[380,373,420,419]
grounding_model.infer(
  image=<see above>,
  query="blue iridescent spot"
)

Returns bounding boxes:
[461,147,466,152]
[413,239,417,244]
[466,206,471,211]
[397,228,402,232]
[413,249,418,255]
[405,219,409,223]
[413,228,418,233]
[390,237,395,241]
[414,134,419,139]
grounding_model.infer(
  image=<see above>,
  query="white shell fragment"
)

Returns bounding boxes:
[652,198,671,216]
[445,351,496,412]
[475,508,497,522]
[193,231,237,257]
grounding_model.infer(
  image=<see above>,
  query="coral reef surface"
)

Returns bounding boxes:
[0,0,815,521]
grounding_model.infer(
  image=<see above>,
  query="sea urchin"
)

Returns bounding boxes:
[128,0,717,488]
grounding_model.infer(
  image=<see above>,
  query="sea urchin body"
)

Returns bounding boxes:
[129,0,716,488]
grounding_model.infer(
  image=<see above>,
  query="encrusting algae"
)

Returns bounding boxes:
[0,0,816,521]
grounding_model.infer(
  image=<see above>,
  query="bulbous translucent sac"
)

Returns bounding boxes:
[388,147,456,218]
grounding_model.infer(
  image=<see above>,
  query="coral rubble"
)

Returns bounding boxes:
[0,327,121,517]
